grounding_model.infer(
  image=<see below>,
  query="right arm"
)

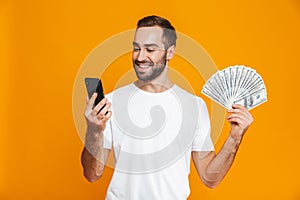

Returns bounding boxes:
[81,93,112,182]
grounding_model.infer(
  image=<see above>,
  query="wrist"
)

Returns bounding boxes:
[85,127,103,145]
[87,125,103,136]
[226,134,242,153]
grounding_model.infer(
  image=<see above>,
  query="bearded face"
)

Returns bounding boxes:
[132,27,168,82]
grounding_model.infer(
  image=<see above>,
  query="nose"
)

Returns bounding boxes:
[137,49,147,62]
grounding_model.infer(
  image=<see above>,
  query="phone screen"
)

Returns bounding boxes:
[85,78,105,108]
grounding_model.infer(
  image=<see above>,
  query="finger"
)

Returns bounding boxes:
[103,110,112,122]
[86,93,98,111]
[227,117,244,125]
[227,109,247,120]
[241,109,252,120]
[228,106,252,119]
[228,105,246,113]
[227,114,253,127]
[229,109,251,119]
[97,109,112,121]
[227,113,248,123]
[93,98,108,114]
[97,102,111,117]
[232,104,253,119]
[232,104,247,110]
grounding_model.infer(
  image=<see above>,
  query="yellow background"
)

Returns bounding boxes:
[1,0,300,199]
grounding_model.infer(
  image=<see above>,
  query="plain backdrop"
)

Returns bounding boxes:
[1,0,300,199]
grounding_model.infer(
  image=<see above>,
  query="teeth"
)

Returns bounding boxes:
[138,66,150,68]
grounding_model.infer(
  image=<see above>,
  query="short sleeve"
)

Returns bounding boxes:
[192,99,215,151]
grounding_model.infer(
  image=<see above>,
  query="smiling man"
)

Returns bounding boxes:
[81,15,253,200]
[133,27,170,82]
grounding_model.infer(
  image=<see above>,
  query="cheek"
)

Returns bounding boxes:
[132,54,139,63]
[149,52,162,62]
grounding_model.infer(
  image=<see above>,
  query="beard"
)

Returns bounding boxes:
[133,53,167,82]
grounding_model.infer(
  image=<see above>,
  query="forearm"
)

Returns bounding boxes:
[81,95,112,182]
[81,129,106,182]
[203,135,242,188]
[194,104,252,188]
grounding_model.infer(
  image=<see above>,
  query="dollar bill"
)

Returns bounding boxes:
[201,65,267,110]
[233,88,267,110]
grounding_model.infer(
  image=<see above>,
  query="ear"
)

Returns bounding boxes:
[166,45,176,60]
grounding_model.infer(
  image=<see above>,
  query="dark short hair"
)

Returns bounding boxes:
[137,15,177,49]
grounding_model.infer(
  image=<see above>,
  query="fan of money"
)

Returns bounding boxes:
[201,65,267,110]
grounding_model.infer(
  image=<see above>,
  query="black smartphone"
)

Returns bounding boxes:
[85,78,105,108]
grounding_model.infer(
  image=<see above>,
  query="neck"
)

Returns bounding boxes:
[134,79,174,93]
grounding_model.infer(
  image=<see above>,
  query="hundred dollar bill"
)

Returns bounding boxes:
[233,87,267,110]
[202,87,229,108]
[223,69,231,100]
[233,66,243,97]
[202,65,267,110]
[217,72,229,101]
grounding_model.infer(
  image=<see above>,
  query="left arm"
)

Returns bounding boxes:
[192,104,253,188]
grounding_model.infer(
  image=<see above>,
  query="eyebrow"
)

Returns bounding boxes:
[132,42,160,48]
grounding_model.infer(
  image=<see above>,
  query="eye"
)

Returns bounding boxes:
[146,48,155,53]
[133,47,140,52]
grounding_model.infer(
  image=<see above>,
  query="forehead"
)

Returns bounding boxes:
[133,26,164,46]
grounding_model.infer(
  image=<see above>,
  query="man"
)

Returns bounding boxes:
[81,15,253,200]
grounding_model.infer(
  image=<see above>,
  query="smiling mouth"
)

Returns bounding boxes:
[137,66,150,71]
[137,65,151,68]
[135,65,151,74]
[135,62,152,68]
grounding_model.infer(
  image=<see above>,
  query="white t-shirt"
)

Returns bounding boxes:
[103,83,214,200]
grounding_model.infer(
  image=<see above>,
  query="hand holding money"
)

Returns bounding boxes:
[227,104,253,140]
[201,65,267,110]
